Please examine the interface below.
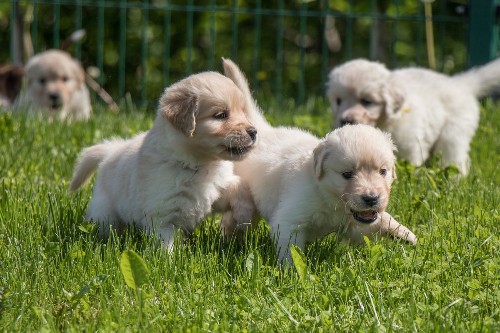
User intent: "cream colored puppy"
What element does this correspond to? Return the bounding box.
[70,71,257,249]
[327,58,500,175]
[19,49,91,120]
[222,59,416,262]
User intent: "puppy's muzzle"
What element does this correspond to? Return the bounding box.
[351,210,379,224]
[350,193,383,224]
[224,126,257,157]
[362,194,379,207]
[340,117,357,126]
[49,92,62,109]
[246,126,257,143]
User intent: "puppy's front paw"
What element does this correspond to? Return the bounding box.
[220,211,237,237]
[381,212,417,245]
[220,211,253,243]
[232,201,256,225]
[389,227,417,245]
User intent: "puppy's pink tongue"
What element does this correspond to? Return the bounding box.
[359,211,377,219]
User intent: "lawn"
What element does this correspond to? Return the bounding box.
[0,98,498,332]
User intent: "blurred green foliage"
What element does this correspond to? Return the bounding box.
[0,0,468,106]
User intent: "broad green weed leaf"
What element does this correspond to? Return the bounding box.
[70,249,85,259]
[71,274,109,305]
[290,245,308,283]
[245,252,260,275]
[120,250,150,290]
[245,252,256,274]
[245,252,261,286]
[363,236,371,247]
[78,223,95,233]
[369,244,386,262]
[425,172,437,190]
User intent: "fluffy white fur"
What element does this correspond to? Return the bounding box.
[327,58,500,175]
[222,59,416,262]
[70,71,257,249]
[17,49,91,121]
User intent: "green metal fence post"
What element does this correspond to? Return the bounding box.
[186,0,194,75]
[119,0,127,101]
[97,0,104,86]
[468,0,500,66]
[298,2,307,104]
[252,0,262,93]
[231,0,238,61]
[32,0,39,54]
[345,0,353,60]
[163,1,171,88]
[275,0,284,102]
[75,0,82,59]
[10,1,18,63]
[140,0,149,104]
[53,1,60,49]
[208,0,216,70]
[320,0,329,95]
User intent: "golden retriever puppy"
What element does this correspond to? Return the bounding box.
[19,49,91,120]
[0,64,24,107]
[222,59,416,262]
[327,58,500,175]
[69,71,257,249]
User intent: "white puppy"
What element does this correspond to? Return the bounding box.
[18,49,91,121]
[70,71,257,249]
[222,59,416,262]
[327,58,500,175]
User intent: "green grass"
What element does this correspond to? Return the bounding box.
[1,99,499,332]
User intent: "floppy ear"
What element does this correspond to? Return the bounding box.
[222,58,256,108]
[222,58,252,98]
[383,131,398,180]
[222,57,268,127]
[160,89,199,137]
[72,60,86,86]
[313,140,329,180]
[24,56,40,86]
[392,164,397,180]
[382,84,404,117]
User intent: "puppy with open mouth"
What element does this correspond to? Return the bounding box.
[70,70,257,249]
[222,59,416,262]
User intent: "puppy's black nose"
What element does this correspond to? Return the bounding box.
[49,93,62,108]
[340,118,356,127]
[247,127,257,142]
[49,93,60,102]
[362,194,379,207]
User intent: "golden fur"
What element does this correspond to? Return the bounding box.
[18,49,91,120]
[70,71,257,249]
[222,59,416,262]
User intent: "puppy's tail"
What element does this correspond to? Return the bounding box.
[69,141,119,191]
[452,57,500,98]
[222,58,270,129]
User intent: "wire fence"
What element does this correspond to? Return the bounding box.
[0,1,493,107]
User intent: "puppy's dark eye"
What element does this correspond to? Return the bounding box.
[39,78,46,85]
[360,98,373,107]
[62,76,69,82]
[342,171,354,179]
[336,98,341,106]
[380,168,387,176]
[213,112,228,120]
